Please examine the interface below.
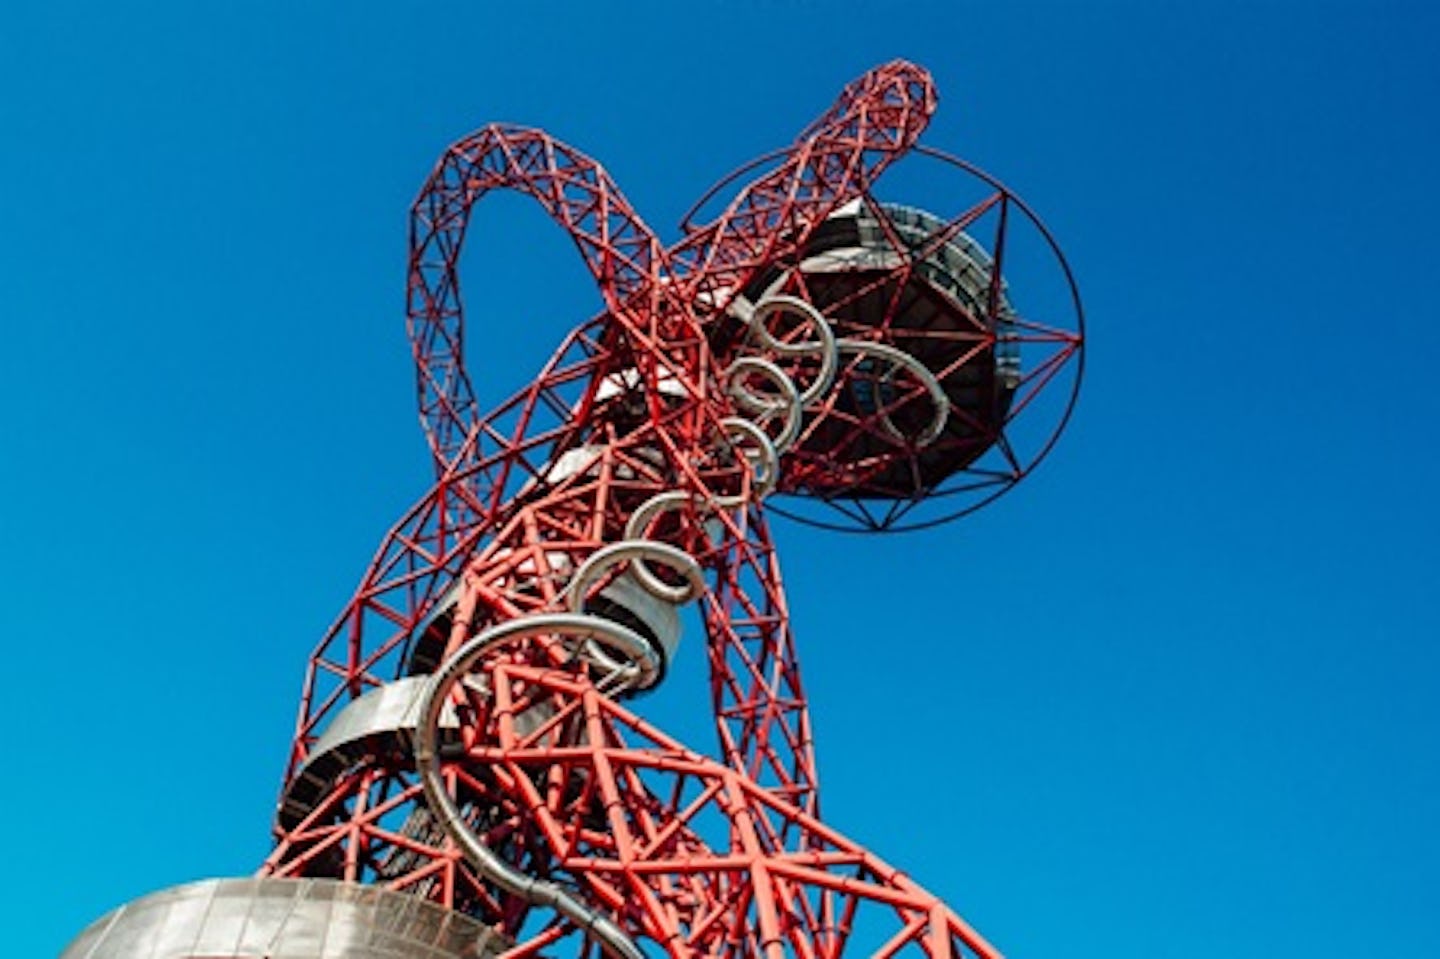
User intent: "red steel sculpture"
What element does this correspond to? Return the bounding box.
[63,61,1083,959]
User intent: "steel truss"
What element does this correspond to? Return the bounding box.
[267,60,1081,958]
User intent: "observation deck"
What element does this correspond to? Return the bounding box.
[745,199,1017,500]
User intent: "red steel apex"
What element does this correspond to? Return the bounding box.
[64,60,1084,958]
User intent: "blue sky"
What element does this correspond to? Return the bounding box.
[3,1,1437,955]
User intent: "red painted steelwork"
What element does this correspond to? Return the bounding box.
[266,60,1081,957]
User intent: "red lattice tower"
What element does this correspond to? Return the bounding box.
[62,62,1083,959]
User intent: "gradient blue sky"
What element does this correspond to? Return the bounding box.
[3,2,1437,956]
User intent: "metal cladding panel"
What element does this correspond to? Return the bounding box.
[62,877,507,958]
[307,675,439,761]
[278,676,458,830]
[280,674,563,832]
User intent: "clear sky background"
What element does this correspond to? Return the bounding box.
[3,1,1437,956]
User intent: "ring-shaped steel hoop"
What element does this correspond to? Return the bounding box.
[624,492,701,606]
[724,356,803,453]
[625,489,739,543]
[413,613,651,959]
[748,295,839,404]
[627,483,747,538]
[836,338,951,448]
[625,490,698,542]
[718,416,779,499]
[564,540,704,686]
[565,540,705,611]
[625,490,763,612]
[911,145,1086,494]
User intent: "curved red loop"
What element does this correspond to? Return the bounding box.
[670,59,937,312]
[409,62,938,475]
[406,124,666,474]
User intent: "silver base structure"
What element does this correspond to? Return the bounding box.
[62,877,508,959]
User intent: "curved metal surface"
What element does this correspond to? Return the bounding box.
[738,293,839,404]
[725,355,803,450]
[278,676,458,830]
[414,613,655,959]
[588,572,684,672]
[834,336,952,446]
[62,877,507,959]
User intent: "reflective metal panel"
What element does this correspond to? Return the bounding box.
[279,676,455,829]
[61,877,507,958]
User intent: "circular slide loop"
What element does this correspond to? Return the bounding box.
[565,539,705,611]
[724,356,803,453]
[719,416,779,499]
[836,338,951,447]
[564,539,704,685]
[624,490,700,541]
[748,294,839,405]
[414,614,652,959]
